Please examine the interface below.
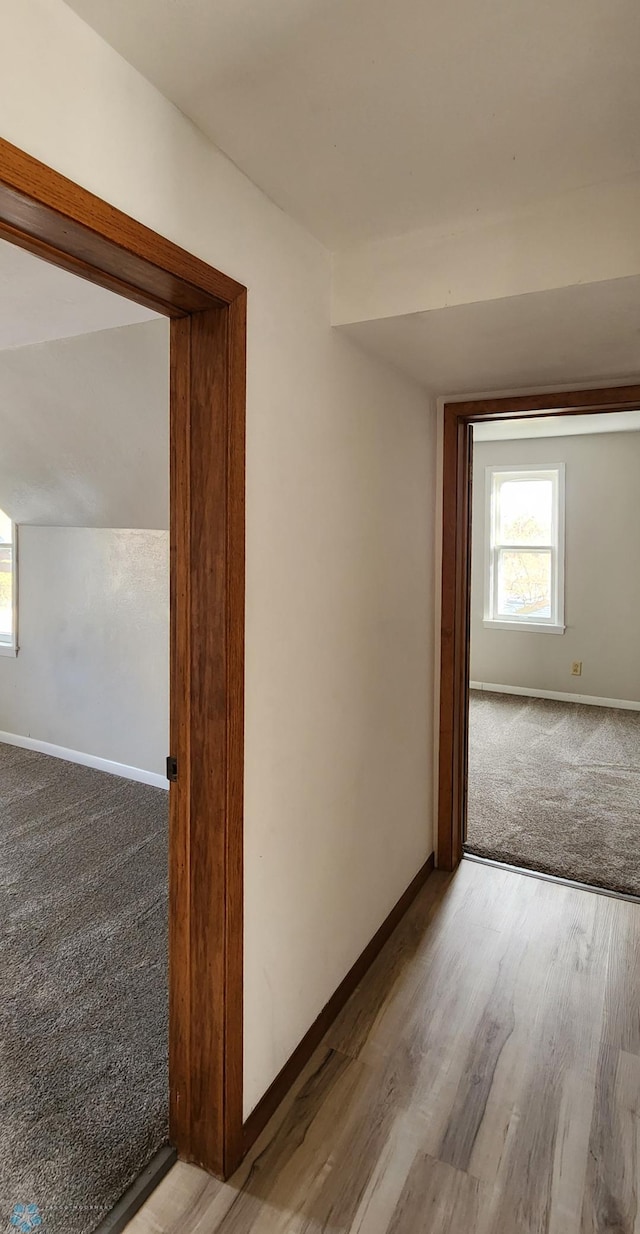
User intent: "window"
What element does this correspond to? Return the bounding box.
[484,465,565,634]
[0,508,17,655]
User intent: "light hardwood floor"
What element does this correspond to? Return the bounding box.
[126,859,640,1234]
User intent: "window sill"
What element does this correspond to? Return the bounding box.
[0,642,18,657]
[483,619,565,635]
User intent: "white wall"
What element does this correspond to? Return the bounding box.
[471,432,640,704]
[0,0,436,1114]
[0,319,170,781]
[1,527,169,773]
[0,319,169,529]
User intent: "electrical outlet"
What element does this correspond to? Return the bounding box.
[571,661,582,676]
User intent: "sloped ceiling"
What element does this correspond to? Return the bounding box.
[0,318,169,529]
[64,0,640,247]
[0,239,158,347]
[0,239,168,530]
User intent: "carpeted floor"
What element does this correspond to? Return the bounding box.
[0,741,168,1233]
[467,691,640,896]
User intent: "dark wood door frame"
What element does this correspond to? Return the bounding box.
[438,384,640,871]
[0,138,246,1177]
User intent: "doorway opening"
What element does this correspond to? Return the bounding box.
[0,135,247,1223]
[0,239,171,1227]
[438,385,640,897]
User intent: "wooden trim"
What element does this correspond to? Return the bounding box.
[172,304,246,1176]
[224,290,247,1170]
[438,384,640,871]
[0,137,246,1179]
[168,316,192,1158]
[0,138,244,314]
[447,385,640,419]
[438,411,472,869]
[242,853,435,1153]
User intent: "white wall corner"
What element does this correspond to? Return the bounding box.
[0,729,169,787]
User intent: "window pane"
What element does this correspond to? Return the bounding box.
[0,508,12,545]
[497,548,552,619]
[497,479,552,545]
[0,544,12,638]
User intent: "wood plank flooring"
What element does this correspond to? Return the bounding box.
[125,859,640,1234]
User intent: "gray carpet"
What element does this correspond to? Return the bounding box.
[467,691,640,896]
[0,742,168,1233]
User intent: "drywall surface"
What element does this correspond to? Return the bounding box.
[0,527,169,772]
[0,236,158,350]
[471,432,640,703]
[0,319,169,529]
[338,276,640,396]
[332,176,640,326]
[0,0,435,1114]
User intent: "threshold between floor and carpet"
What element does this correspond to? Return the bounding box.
[464,853,640,905]
[466,690,640,898]
[93,1148,176,1234]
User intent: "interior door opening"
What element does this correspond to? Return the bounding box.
[0,136,247,1230]
[0,239,171,1229]
[438,387,640,899]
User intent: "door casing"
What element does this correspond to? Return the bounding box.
[438,384,640,870]
[0,137,247,1177]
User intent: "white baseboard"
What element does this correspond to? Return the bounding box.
[0,729,168,789]
[469,681,640,712]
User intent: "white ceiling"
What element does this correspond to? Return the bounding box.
[0,239,158,350]
[0,319,169,529]
[63,0,640,248]
[340,275,640,395]
[474,409,640,441]
[0,238,167,530]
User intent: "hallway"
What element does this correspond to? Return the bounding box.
[126,859,638,1233]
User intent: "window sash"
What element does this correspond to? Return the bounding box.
[0,524,17,651]
[491,545,555,623]
[484,465,564,630]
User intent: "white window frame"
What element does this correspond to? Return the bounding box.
[483,464,565,635]
[0,517,18,657]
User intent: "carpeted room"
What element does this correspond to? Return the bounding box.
[0,239,170,1231]
[0,745,168,1229]
[466,411,640,896]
